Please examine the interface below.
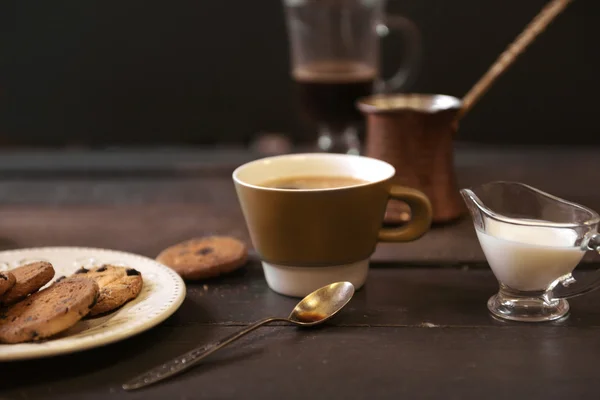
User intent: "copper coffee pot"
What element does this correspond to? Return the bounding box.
[357,0,573,224]
[357,94,463,223]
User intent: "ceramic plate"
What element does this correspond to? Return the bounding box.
[0,247,186,361]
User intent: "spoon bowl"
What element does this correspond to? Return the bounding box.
[289,281,355,326]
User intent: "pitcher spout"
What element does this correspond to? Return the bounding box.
[460,188,486,230]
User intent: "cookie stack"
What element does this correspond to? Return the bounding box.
[0,262,143,344]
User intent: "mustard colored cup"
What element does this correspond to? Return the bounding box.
[233,153,432,297]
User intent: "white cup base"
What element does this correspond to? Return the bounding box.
[261,259,369,297]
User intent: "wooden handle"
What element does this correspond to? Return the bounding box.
[457,0,574,121]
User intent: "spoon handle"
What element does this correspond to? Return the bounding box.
[122,317,287,391]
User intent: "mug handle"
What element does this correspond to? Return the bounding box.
[374,14,422,93]
[378,185,432,242]
[551,234,600,299]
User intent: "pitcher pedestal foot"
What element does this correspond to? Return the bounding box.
[487,289,569,322]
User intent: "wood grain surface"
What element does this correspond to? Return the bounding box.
[0,146,599,399]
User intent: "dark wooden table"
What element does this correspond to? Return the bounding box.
[0,145,599,400]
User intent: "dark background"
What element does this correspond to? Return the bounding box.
[1,0,598,148]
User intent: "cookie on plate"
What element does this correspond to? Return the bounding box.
[74,265,143,316]
[0,262,55,306]
[0,271,16,298]
[156,236,248,280]
[0,276,99,344]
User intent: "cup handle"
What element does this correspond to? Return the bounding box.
[551,233,600,299]
[378,185,432,242]
[374,14,422,93]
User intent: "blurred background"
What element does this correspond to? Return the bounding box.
[1,0,598,149]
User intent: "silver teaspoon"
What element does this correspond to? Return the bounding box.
[122,281,355,391]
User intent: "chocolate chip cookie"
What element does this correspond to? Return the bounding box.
[0,262,55,306]
[156,236,248,280]
[0,276,99,344]
[0,271,15,298]
[75,265,143,316]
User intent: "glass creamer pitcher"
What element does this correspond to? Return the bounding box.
[461,181,600,322]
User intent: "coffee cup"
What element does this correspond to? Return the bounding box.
[233,153,432,297]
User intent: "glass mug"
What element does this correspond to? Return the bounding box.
[461,181,600,322]
[282,0,421,154]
